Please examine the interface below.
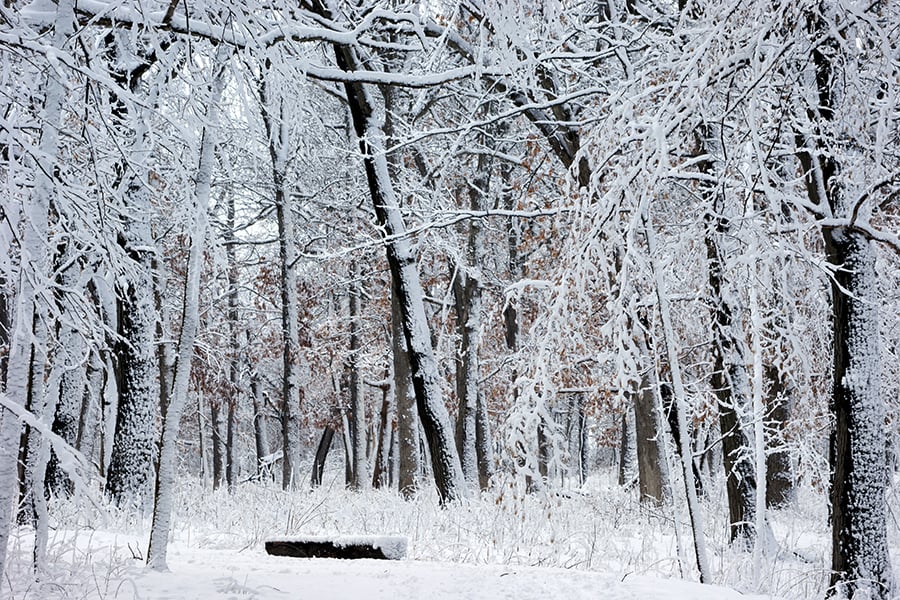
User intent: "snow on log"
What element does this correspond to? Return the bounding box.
[265,536,408,560]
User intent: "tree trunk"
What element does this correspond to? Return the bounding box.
[824,229,891,597]
[0,0,73,577]
[453,149,494,490]
[76,347,103,465]
[618,410,637,487]
[104,32,166,510]
[326,34,464,503]
[147,53,227,570]
[311,427,335,487]
[46,241,87,498]
[225,192,240,490]
[392,279,419,497]
[452,269,478,486]
[372,383,393,489]
[660,383,703,497]
[633,370,665,503]
[340,407,353,486]
[258,71,303,491]
[250,375,269,478]
[696,121,758,547]
[347,262,368,491]
[645,210,711,583]
[211,399,226,490]
[795,18,892,590]
[763,364,793,508]
[197,393,208,483]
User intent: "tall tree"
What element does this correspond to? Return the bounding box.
[148,48,229,570]
[0,0,75,575]
[309,0,466,502]
[795,2,893,596]
[257,65,303,490]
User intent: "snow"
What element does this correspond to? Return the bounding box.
[5,530,775,600]
[130,552,768,600]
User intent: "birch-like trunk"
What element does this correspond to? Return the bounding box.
[147,54,227,570]
[644,210,711,584]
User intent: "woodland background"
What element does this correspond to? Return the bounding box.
[0,0,898,598]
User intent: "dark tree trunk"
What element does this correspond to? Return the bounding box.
[372,382,393,489]
[633,372,665,503]
[823,230,891,597]
[565,393,588,486]
[697,124,757,547]
[46,241,86,498]
[340,406,353,486]
[617,411,636,487]
[225,192,240,490]
[0,277,8,388]
[453,148,494,490]
[104,37,162,510]
[311,427,335,487]
[258,72,303,490]
[660,383,703,497]
[324,30,463,502]
[106,268,158,508]
[764,364,794,509]
[795,13,892,593]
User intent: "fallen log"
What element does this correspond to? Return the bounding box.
[265,536,407,560]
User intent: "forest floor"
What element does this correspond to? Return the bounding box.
[4,469,899,599]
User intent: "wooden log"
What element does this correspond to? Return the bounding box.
[265,536,407,560]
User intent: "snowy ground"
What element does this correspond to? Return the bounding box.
[4,470,899,599]
[7,534,775,600]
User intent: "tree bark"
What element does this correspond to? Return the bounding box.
[311,426,335,487]
[617,410,637,487]
[0,0,73,577]
[697,124,758,547]
[763,364,793,508]
[210,399,226,490]
[372,381,393,489]
[347,262,368,491]
[105,38,162,509]
[392,279,419,497]
[225,192,240,490]
[633,369,665,504]
[46,240,87,498]
[324,30,464,503]
[258,70,302,490]
[250,375,270,478]
[147,52,227,570]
